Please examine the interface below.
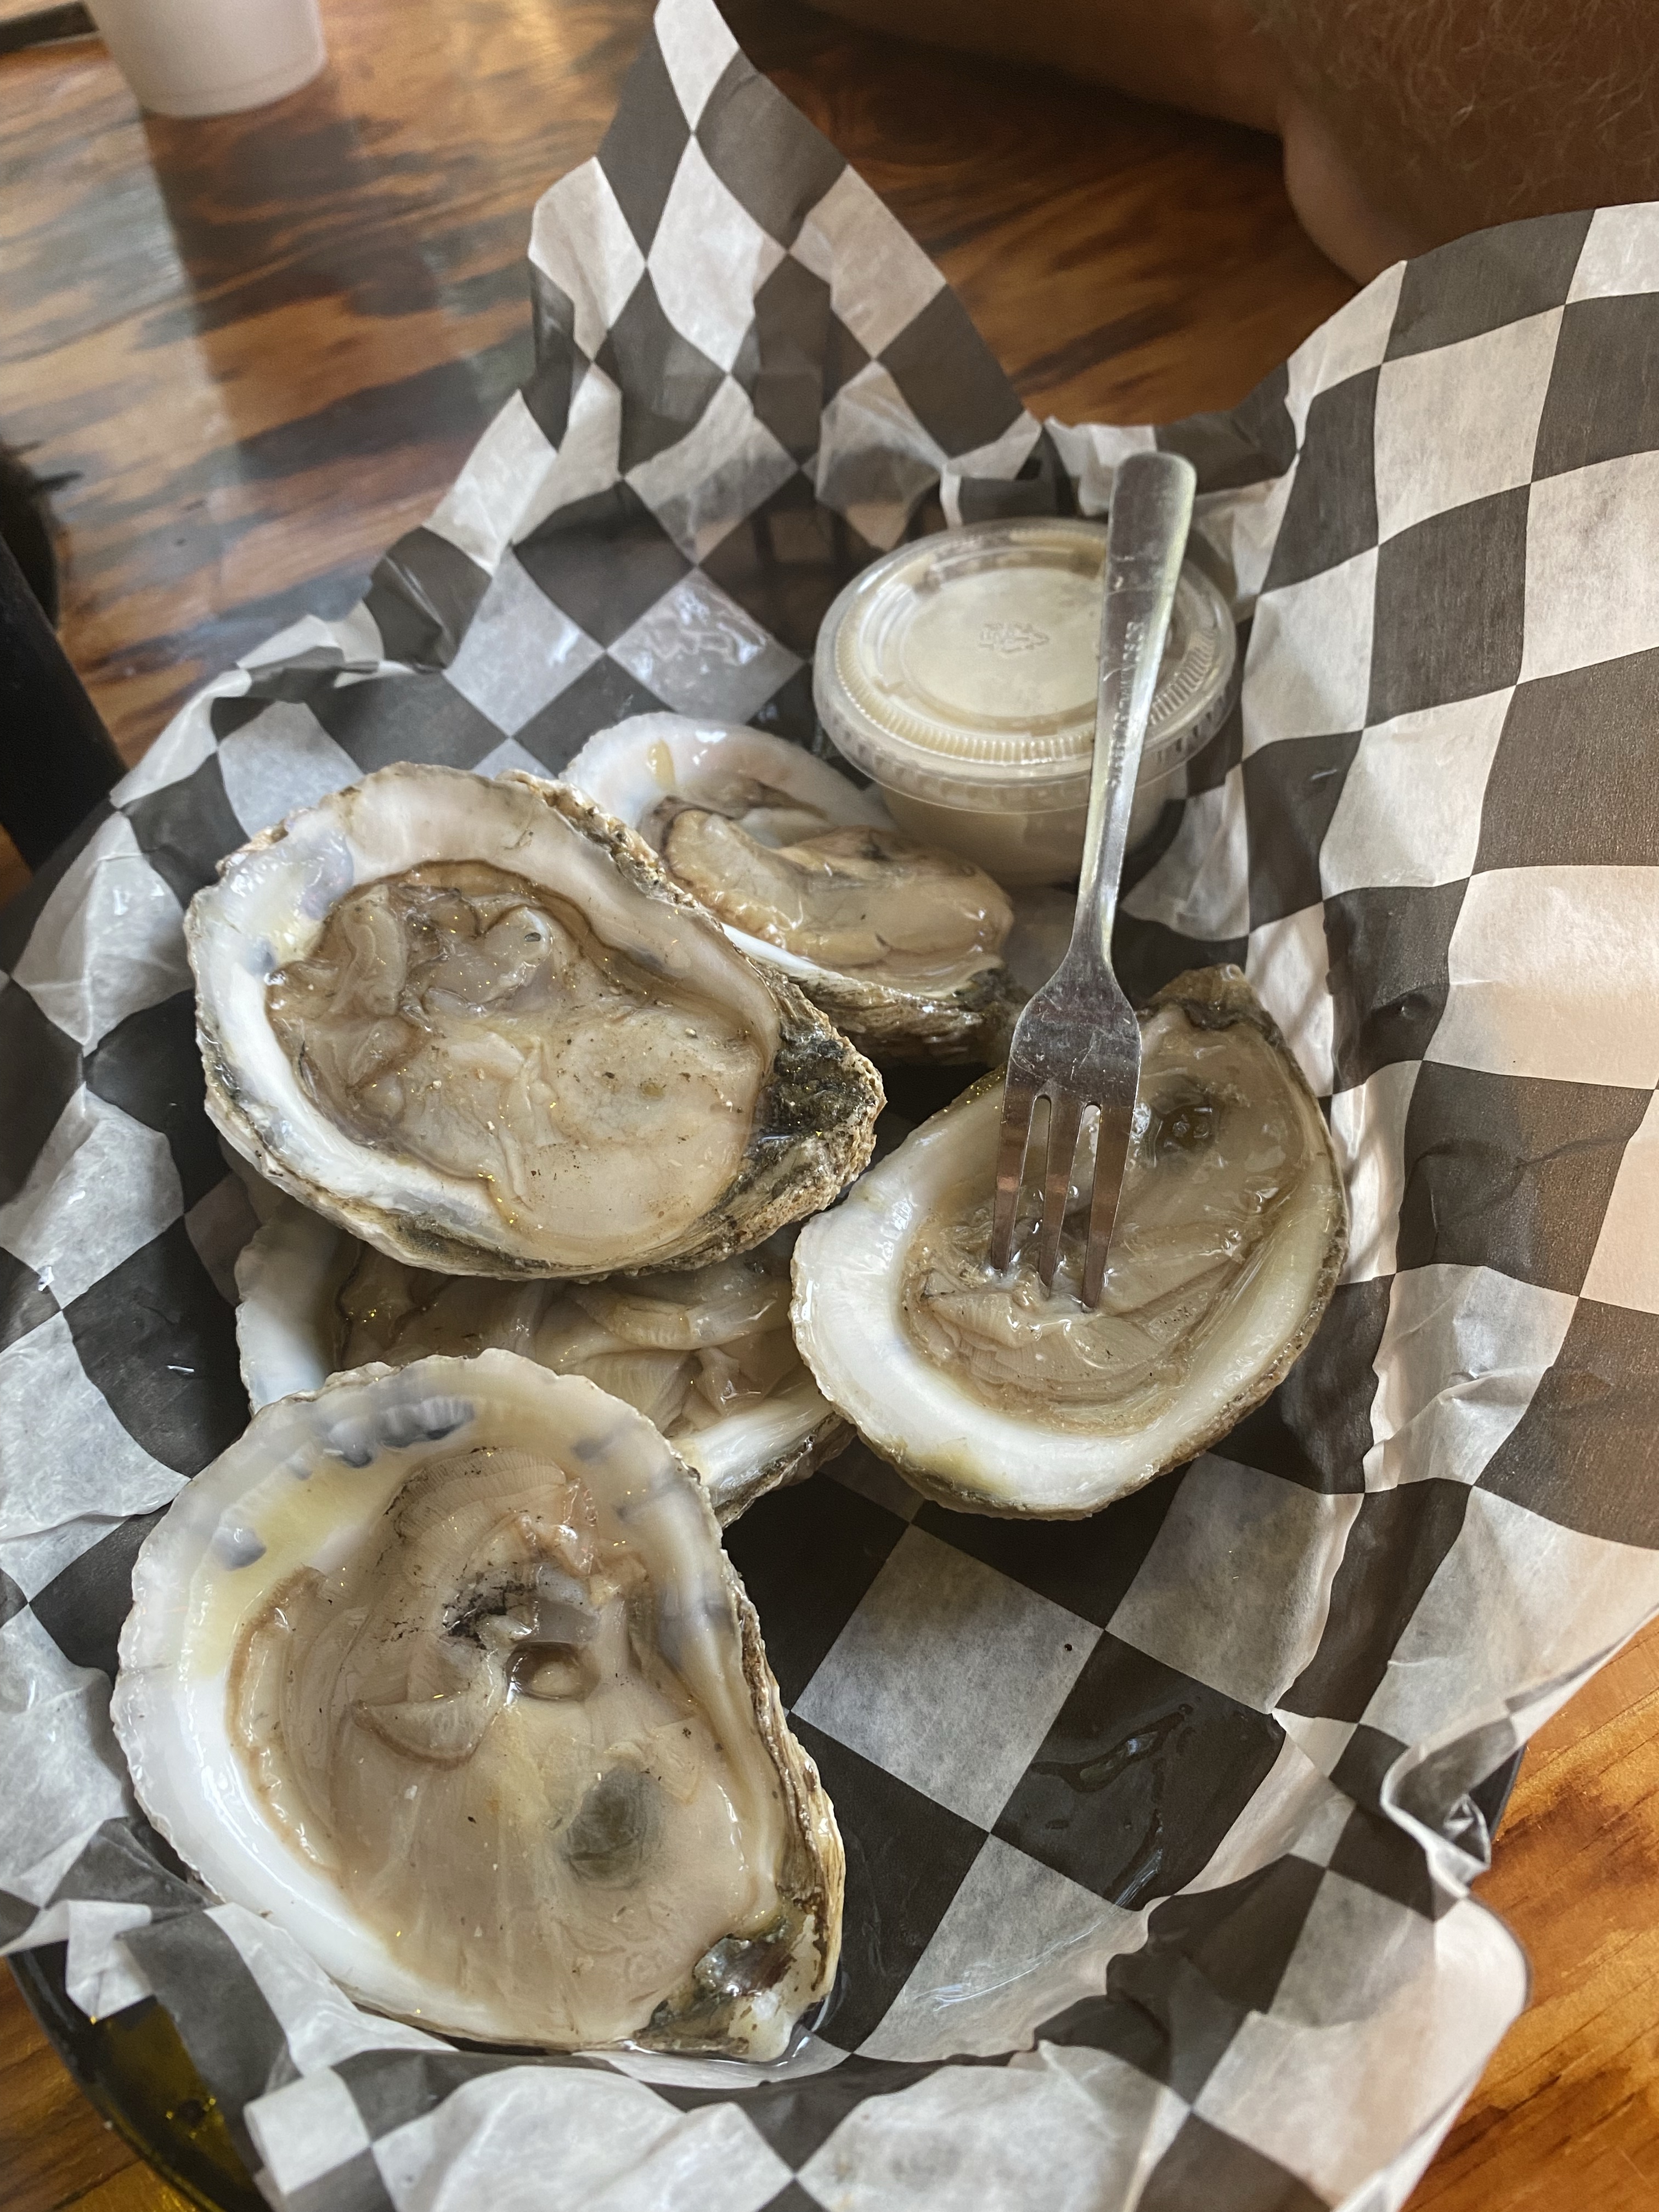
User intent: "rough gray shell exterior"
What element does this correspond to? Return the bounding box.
[806,957,1026,1068]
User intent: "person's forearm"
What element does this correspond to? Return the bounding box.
[804,0,1282,133]
[1255,0,1659,246]
[808,0,1659,284]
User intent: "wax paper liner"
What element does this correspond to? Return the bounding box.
[7,2,1659,2205]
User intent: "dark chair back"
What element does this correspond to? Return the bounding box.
[0,526,124,871]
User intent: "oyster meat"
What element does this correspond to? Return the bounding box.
[188,764,882,1277]
[792,968,1347,1515]
[238,1198,848,1523]
[565,715,1025,1062]
[112,1352,843,2055]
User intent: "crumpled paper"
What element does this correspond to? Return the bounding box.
[6,2,1659,2206]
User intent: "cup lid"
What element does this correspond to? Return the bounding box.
[814,518,1235,804]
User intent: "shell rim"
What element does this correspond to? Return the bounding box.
[232,1197,851,1523]
[561,715,1025,1062]
[789,966,1350,1519]
[110,1350,843,2054]
[187,765,884,1279]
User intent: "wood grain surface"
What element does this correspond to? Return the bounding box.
[1,3,1652,2209]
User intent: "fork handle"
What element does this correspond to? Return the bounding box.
[1072,449,1198,964]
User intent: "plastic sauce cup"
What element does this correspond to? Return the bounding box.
[813,518,1236,885]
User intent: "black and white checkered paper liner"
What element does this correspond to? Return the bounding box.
[7,3,1659,2205]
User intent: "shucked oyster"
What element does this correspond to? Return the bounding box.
[565,715,1024,1062]
[792,968,1346,1516]
[237,1199,848,1523]
[188,765,882,1278]
[112,1353,843,2055]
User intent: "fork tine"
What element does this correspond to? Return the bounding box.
[1081,1103,1134,1308]
[1036,1091,1083,1287]
[991,1076,1037,1273]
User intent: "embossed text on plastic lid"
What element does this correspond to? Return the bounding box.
[814,518,1236,809]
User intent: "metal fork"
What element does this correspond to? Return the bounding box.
[990,448,1198,1306]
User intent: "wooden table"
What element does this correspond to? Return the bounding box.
[2,3,1656,2207]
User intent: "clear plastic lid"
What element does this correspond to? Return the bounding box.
[813,518,1237,809]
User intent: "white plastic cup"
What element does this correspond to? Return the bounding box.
[86,0,326,118]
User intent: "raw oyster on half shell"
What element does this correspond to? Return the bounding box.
[188,764,883,1279]
[565,715,1025,1062]
[792,968,1347,1516]
[237,1199,848,1523]
[112,1352,843,2056]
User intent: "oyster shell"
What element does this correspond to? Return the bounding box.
[565,715,1025,1063]
[237,1198,848,1523]
[112,1351,843,2056]
[792,968,1347,1516]
[188,764,882,1278]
